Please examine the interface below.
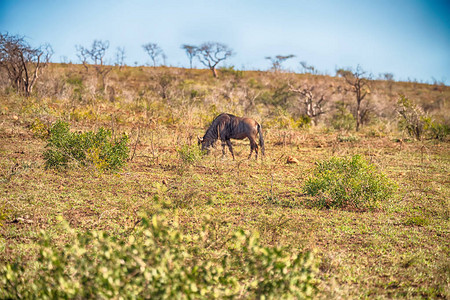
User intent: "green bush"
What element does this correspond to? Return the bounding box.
[303,155,396,210]
[427,121,449,141]
[295,115,312,129]
[43,120,129,171]
[0,215,317,299]
[178,144,204,164]
[219,66,243,79]
[330,102,355,131]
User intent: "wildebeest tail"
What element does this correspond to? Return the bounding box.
[257,123,265,156]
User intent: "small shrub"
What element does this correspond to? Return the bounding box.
[427,121,449,141]
[295,115,312,129]
[397,96,449,141]
[178,144,204,164]
[303,155,396,210]
[30,118,49,139]
[330,102,355,131]
[0,215,317,299]
[219,66,243,79]
[265,107,302,129]
[397,95,428,140]
[43,120,129,171]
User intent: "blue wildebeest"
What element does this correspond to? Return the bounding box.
[198,113,265,160]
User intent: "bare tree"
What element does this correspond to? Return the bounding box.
[75,40,112,92]
[75,45,89,70]
[181,44,197,69]
[142,43,164,67]
[0,32,53,97]
[195,42,234,77]
[336,65,371,131]
[265,55,295,72]
[382,72,394,81]
[115,46,126,69]
[76,40,110,68]
[288,82,329,125]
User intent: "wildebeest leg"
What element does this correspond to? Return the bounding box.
[226,140,235,160]
[248,138,258,159]
[221,141,226,158]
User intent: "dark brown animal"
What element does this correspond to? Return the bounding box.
[198,113,265,160]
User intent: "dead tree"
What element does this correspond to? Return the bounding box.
[142,43,164,67]
[75,40,112,92]
[288,82,329,125]
[336,65,371,131]
[243,87,261,114]
[0,32,53,97]
[115,46,126,69]
[195,42,234,78]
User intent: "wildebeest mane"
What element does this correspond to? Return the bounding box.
[202,113,238,141]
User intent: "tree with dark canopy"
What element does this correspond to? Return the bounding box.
[265,55,295,72]
[181,44,197,69]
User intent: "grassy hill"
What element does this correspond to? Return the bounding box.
[0,64,449,298]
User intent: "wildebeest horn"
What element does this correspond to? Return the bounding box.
[197,136,203,142]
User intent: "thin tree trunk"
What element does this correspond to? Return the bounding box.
[356,100,361,131]
[211,67,218,78]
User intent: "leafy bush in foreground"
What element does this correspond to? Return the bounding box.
[303,155,396,210]
[43,120,128,171]
[0,216,317,299]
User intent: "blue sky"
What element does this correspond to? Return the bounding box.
[1,0,449,83]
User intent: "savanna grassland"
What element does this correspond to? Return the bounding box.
[0,64,449,298]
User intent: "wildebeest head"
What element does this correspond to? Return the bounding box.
[197,136,214,152]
